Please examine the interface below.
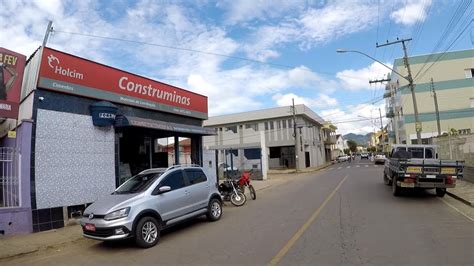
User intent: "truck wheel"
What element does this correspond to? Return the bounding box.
[392,178,401,196]
[436,188,446,197]
[383,173,392,186]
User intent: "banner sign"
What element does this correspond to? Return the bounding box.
[37,47,208,119]
[0,48,26,119]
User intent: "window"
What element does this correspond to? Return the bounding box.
[277,121,281,129]
[288,119,293,128]
[225,125,237,133]
[244,148,261,160]
[245,123,258,131]
[160,170,186,190]
[226,149,238,156]
[425,148,434,159]
[282,120,287,128]
[185,169,207,185]
[407,147,424,159]
[264,122,269,131]
[270,121,274,130]
[465,68,474,78]
[116,172,162,194]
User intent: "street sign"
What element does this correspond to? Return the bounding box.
[7,130,16,138]
[415,122,422,132]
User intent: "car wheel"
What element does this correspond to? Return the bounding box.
[436,188,446,197]
[206,198,222,222]
[135,216,161,248]
[392,176,401,196]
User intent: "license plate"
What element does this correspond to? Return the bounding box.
[85,223,96,232]
[401,182,415,188]
[441,168,456,174]
[406,166,422,173]
[426,175,436,179]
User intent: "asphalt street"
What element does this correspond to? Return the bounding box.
[4,160,474,266]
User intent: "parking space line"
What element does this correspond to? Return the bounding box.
[268,175,349,266]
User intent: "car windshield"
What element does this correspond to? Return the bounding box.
[113,172,163,194]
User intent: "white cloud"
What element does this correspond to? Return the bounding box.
[219,0,307,25]
[391,0,432,26]
[336,62,392,91]
[272,93,338,109]
[321,103,387,135]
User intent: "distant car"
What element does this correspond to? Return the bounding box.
[361,153,369,159]
[374,154,386,164]
[337,155,349,162]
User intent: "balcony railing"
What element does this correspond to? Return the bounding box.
[324,135,337,144]
[386,106,395,118]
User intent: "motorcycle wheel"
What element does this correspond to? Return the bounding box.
[249,185,256,200]
[230,192,246,207]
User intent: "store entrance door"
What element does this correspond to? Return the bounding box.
[116,127,195,185]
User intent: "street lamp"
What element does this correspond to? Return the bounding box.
[336,49,409,82]
[337,48,422,144]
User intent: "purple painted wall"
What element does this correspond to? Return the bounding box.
[0,120,33,236]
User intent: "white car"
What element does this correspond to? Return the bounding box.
[337,155,350,162]
[374,154,386,164]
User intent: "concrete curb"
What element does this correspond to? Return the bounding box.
[446,191,474,207]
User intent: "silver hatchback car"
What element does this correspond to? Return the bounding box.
[80,165,222,248]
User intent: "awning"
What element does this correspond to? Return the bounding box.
[115,115,216,135]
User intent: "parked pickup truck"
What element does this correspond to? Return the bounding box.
[383,144,463,197]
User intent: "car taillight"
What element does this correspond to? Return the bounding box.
[446,176,456,185]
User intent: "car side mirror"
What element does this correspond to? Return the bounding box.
[153,186,171,195]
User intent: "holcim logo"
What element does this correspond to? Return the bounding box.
[47,54,84,80]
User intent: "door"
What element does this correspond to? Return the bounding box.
[184,169,210,211]
[305,152,310,168]
[154,170,189,221]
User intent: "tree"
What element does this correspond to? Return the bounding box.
[343,148,350,155]
[367,146,376,152]
[347,140,358,153]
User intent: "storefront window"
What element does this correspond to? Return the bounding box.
[156,137,175,167]
[178,137,192,165]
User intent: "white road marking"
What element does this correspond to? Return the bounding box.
[347,166,352,169]
[337,167,342,169]
[374,165,378,168]
[356,165,360,168]
[365,165,368,167]
[439,198,474,222]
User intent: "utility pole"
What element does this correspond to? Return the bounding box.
[377,38,422,144]
[42,21,53,47]
[431,78,441,136]
[379,108,384,152]
[291,99,299,172]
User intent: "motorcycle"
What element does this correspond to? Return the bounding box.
[236,171,256,200]
[218,177,246,206]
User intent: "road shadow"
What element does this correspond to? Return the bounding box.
[88,217,210,251]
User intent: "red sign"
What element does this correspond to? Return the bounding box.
[37,47,208,119]
[0,48,26,119]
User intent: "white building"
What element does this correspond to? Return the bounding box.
[203,105,330,179]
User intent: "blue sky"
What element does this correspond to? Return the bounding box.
[0,0,472,134]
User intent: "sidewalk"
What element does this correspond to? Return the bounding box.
[447,179,474,207]
[0,173,301,260]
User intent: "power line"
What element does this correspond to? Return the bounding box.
[52,29,370,81]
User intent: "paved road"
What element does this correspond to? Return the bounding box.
[4,160,474,265]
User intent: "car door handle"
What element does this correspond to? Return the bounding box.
[184,190,190,195]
